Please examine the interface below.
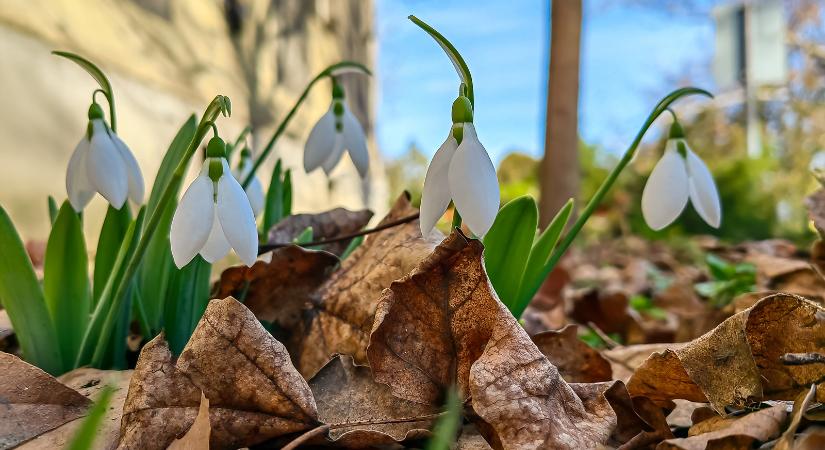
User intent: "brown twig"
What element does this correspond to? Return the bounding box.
[780,352,825,365]
[281,424,330,450]
[587,321,621,350]
[328,411,445,429]
[257,212,420,255]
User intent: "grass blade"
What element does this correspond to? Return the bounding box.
[65,385,115,450]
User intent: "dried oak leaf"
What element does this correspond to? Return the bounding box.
[627,293,825,412]
[118,297,318,450]
[658,404,788,450]
[292,193,441,378]
[18,368,132,450]
[167,392,210,450]
[267,207,373,256]
[367,230,657,449]
[309,355,436,446]
[213,245,338,330]
[531,325,612,383]
[0,352,91,449]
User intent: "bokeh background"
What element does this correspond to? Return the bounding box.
[1,0,823,247]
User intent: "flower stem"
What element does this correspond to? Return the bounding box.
[543,87,713,273]
[75,96,231,368]
[241,61,370,189]
[53,51,117,132]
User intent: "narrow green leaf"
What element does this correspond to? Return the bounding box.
[43,201,91,372]
[65,385,115,450]
[482,196,538,309]
[340,235,364,260]
[164,256,212,355]
[512,199,574,317]
[52,51,117,131]
[408,15,474,103]
[425,387,462,450]
[262,159,284,235]
[139,116,197,332]
[282,169,292,217]
[47,196,59,226]
[93,205,132,304]
[294,226,314,244]
[0,205,62,374]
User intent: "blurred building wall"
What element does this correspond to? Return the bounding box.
[0,0,386,242]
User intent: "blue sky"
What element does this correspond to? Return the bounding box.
[375,0,715,163]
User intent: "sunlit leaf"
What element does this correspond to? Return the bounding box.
[0,204,62,374]
[164,255,212,355]
[262,159,284,236]
[47,196,59,226]
[483,196,538,309]
[93,205,132,304]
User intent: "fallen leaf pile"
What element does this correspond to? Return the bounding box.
[3,194,825,449]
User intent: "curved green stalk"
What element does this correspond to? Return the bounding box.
[542,87,713,274]
[75,95,231,367]
[409,15,474,105]
[241,61,371,189]
[53,51,117,132]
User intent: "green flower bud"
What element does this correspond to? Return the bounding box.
[668,121,685,140]
[332,82,344,100]
[88,103,105,120]
[206,136,226,158]
[451,96,473,124]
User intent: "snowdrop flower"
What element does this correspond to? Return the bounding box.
[303,82,369,177]
[420,95,499,237]
[641,122,721,230]
[170,136,258,268]
[233,147,264,217]
[66,103,144,211]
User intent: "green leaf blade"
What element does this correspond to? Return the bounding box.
[0,204,62,374]
[43,201,91,371]
[164,256,212,355]
[93,205,132,304]
[482,196,538,310]
[262,159,284,236]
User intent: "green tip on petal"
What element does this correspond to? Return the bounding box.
[206,136,226,158]
[208,158,224,183]
[451,96,473,124]
[333,101,344,117]
[240,147,251,159]
[88,103,104,120]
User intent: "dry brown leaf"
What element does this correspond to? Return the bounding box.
[0,352,91,449]
[456,424,494,450]
[309,355,436,446]
[213,245,338,331]
[167,392,210,450]
[627,293,825,412]
[775,384,818,450]
[794,426,825,450]
[118,297,318,450]
[18,368,132,450]
[532,325,612,383]
[603,343,686,383]
[687,415,737,437]
[657,404,788,450]
[292,193,441,378]
[267,207,373,256]
[367,230,655,449]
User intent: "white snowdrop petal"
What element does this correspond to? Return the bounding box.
[66,137,95,211]
[322,133,345,175]
[111,132,145,205]
[641,142,690,231]
[199,208,231,263]
[217,166,258,267]
[419,133,458,236]
[170,173,215,268]
[343,106,369,177]
[87,120,128,208]
[686,148,722,228]
[246,176,265,217]
[304,108,337,173]
[448,124,500,237]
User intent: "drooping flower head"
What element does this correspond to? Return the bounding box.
[66,102,144,211]
[170,136,258,268]
[233,147,264,217]
[641,121,721,230]
[420,93,500,237]
[303,81,369,177]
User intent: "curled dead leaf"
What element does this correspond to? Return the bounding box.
[531,325,612,383]
[167,392,210,450]
[267,207,373,256]
[658,404,788,450]
[627,293,825,412]
[118,297,318,450]
[214,245,338,331]
[367,230,659,449]
[292,193,442,378]
[0,352,91,449]
[309,355,436,446]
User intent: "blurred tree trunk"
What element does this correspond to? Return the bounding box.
[539,0,582,226]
